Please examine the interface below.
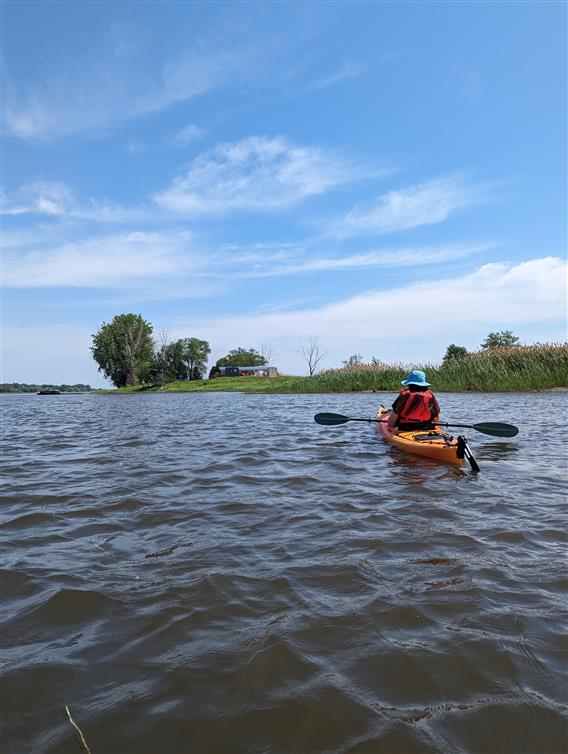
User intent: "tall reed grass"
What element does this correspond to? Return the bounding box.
[277,343,568,393]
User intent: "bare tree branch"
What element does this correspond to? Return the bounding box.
[154,328,171,386]
[154,328,171,351]
[260,342,277,365]
[299,337,326,376]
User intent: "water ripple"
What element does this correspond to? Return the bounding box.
[1,391,567,753]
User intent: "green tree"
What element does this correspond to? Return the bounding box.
[180,338,211,380]
[481,330,520,349]
[165,339,186,380]
[150,346,169,386]
[443,344,468,363]
[91,314,154,387]
[148,344,180,385]
[216,347,267,368]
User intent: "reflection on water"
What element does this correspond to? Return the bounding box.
[477,441,521,461]
[1,391,567,754]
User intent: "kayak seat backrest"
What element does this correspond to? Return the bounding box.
[412,433,451,442]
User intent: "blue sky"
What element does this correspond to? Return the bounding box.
[2,0,566,385]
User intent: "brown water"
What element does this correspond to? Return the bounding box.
[1,392,567,754]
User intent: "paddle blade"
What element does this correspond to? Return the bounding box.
[463,440,480,472]
[314,412,350,426]
[472,422,519,438]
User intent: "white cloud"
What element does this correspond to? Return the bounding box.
[1,225,74,251]
[2,14,303,142]
[334,176,489,236]
[176,257,567,371]
[3,230,201,288]
[1,181,141,223]
[172,123,204,146]
[126,140,147,154]
[227,242,495,278]
[2,220,495,291]
[1,182,73,216]
[296,51,401,96]
[2,34,234,141]
[301,61,368,93]
[154,135,365,214]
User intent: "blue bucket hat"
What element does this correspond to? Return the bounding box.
[401,369,430,387]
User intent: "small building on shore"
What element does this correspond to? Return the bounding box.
[209,365,278,379]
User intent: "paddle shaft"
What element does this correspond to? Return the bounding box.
[313,412,518,437]
[347,418,483,430]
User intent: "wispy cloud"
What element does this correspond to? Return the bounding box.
[334,176,490,237]
[224,242,495,278]
[171,123,204,147]
[296,51,401,96]
[1,225,75,251]
[301,61,368,93]
[3,203,495,294]
[154,135,370,214]
[2,20,273,142]
[3,230,201,288]
[1,181,141,223]
[126,140,147,155]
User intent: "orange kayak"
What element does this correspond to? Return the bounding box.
[376,405,464,465]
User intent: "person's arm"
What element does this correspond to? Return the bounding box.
[430,394,441,422]
[389,392,406,427]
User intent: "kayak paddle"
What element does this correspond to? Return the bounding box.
[456,436,480,472]
[313,412,519,438]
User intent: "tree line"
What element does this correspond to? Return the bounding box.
[0,383,93,393]
[441,330,521,363]
[91,314,272,388]
[91,315,524,388]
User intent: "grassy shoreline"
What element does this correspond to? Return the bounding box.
[105,344,568,394]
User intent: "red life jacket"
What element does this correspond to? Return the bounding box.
[395,389,438,423]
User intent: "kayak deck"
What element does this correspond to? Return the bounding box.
[377,406,463,465]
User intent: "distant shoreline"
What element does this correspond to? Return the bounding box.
[5,343,567,395]
[3,386,567,395]
[0,383,94,394]
[98,387,568,394]
[0,390,98,395]
[98,380,568,396]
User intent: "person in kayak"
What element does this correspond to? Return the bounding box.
[388,370,440,430]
